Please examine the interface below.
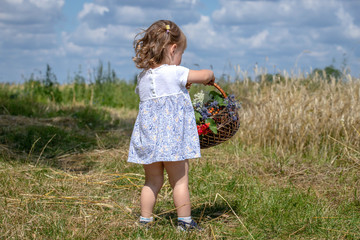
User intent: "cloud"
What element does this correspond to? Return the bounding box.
[0,0,64,24]
[81,0,201,27]
[94,0,199,9]
[78,3,109,19]
[249,30,269,49]
[5,0,24,4]
[28,0,64,10]
[213,0,340,27]
[336,6,360,39]
[63,23,135,49]
[183,15,226,50]
[210,0,358,62]
[62,0,203,74]
[0,0,359,83]
[0,0,65,81]
[0,0,63,50]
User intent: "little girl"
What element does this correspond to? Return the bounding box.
[127,20,214,231]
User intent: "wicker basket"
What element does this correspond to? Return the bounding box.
[198,83,240,149]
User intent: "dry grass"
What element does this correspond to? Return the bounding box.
[3,140,358,239]
[233,73,360,163]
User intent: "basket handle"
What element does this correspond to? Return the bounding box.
[212,83,227,98]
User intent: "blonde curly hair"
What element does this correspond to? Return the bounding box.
[133,20,187,69]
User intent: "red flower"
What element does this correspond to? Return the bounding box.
[197,123,211,135]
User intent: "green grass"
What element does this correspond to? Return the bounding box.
[1,124,95,157]
[1,150,359,239]
[1,75,360,239]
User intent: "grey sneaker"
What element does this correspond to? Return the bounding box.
[177,219,201,231]
[138,220,152,229]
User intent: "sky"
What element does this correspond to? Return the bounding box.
[1,0,360,84]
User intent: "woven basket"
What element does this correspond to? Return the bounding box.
[198,83,240,149]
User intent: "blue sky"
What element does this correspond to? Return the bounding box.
[1,0,360,84]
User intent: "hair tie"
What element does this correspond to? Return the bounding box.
[165,25,170,33]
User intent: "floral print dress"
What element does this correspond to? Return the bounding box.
[127,65,201,164]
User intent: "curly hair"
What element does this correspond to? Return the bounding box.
[133,20,187,69]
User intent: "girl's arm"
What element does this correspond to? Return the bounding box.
[187,69,215,85]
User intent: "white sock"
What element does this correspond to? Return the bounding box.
[178,216,192,223]
[140,216,153,222]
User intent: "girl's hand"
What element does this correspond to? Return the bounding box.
[205,76,215,86]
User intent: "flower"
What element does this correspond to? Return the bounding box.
[192,88,241,136]
[192,90,205,112]
[197,122,211,135]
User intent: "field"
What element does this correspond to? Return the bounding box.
[1,67,360,239]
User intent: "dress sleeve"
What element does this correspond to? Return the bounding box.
[176,66,190,88]
[135,85,139,95]
[135,71,144,95]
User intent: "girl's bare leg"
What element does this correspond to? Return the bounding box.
[164,160,191,217]
[141,162,164,218]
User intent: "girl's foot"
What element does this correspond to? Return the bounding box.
[138,216,153,228]
[177,219,201,231]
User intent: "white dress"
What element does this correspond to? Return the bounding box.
[127,64,201,164]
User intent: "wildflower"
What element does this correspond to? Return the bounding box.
[197,123,211,135]
[193,90,205,111]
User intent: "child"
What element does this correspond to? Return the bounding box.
[127,19,215,231]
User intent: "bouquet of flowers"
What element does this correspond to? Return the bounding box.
[192,83,241,148]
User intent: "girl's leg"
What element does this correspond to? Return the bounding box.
[141,162,164,218]
[163,160,191,217]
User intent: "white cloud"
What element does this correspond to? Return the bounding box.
[302,0,337,10]
[0,0,63,49]
[0,0,63,25]
[65,0,203,73]
[73,23,108,44]
[0,0,359,83]
[213,0,340,27]
[86,0,201,26]
[78,3,109,19]
[113,6,147,25]
[29,0,64,10]
[336,7,360,39]
[183,15,229,50]
[65,22,135,47]
[308,50,328,58]
[249,30,269,49]
[175,0,197,5]
[0,0,65,82]
[213,1,283,24]
[211,0,357,55]
[5,0,23,4]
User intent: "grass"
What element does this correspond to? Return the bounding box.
[1,70,360,239]
[1,147,359,239]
